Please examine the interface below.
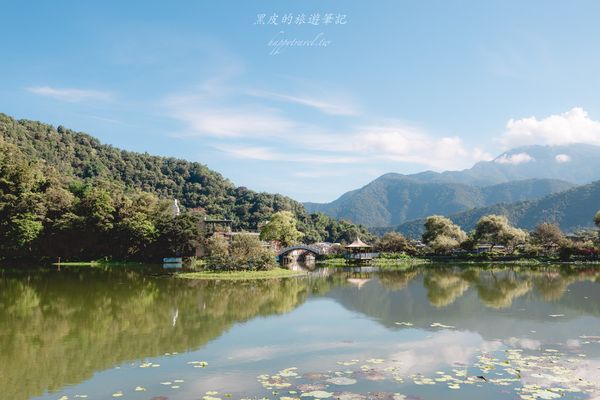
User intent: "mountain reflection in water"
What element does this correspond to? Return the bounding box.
[1,264,600,400]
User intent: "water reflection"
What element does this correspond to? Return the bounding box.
[423,270,470,307]
[0,267,340,400]
[1,264,600,399]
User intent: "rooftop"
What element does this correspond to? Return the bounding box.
[345,237,372,248]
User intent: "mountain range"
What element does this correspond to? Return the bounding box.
[393,179,600,238]
[305,175,576,228]
[407,144,600,186]
[306,144,600,229]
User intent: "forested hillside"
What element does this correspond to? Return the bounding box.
[0,113,297,229]
[392,180,600,238]
[0,114,370,260]
[305,173,575,227]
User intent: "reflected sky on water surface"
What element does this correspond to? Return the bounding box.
[2,264,600,399]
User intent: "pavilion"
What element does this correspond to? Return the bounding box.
[344,237,375,264]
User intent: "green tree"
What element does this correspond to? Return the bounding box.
[116,213,158,257]
[6,214,43,249]
[422,215,467,254]
[229,234,276,271]
[376,232,417,254]
[532,223,565,255]
[533,223,564,245]
[204,234,275,271]
[77,186,116,232]
[473,215,529,253]
[595,211,600,245]
[155,213,203,257]
[205,235,229,260]
[260,211,303,247]
[0,140,47,255]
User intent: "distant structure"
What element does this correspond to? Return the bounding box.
[200,218,233,236]
[345,237,376,264]
[195,218,234,257]
[171,199,181,216]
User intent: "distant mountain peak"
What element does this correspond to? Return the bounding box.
[305,143,600,228]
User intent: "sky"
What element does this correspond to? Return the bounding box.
[2,0,600,202]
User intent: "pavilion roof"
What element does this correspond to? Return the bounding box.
[345,237,372,248]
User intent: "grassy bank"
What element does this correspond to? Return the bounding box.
[51,260,144,267]
[176,268,306,280]
[420,255,600,265]
[315,255,600,271]
[318,256,427,269]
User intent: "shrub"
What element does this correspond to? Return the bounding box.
[204,234,276,271]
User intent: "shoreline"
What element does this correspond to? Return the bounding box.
[176,268,307,280]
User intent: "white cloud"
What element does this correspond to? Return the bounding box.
[169,104,294,138]
[165,74,359,140]
[27,86,113,102]
[293,170,349,178]
[555,154,571,163]
[166,75,491,171]
[505,337,541,350]
[500,107,600,148]
[215,145,360,164]
[386,330,500,377]
[298,123,493,170]
[494,152,534,165]
[248,90,360,116]
[356,128,491,169]
[163,78,299,138]
[213,121,494,170]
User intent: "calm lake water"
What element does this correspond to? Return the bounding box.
[2,264,600,400]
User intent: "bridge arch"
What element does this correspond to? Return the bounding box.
[277,245,324,264]
[277,245,324,258]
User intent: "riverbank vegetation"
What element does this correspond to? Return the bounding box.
[319,214,599,268]
[378,212,600,263]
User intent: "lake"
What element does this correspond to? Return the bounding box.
[2,264,600,400]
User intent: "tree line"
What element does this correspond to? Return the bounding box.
[0,113,371,245]
[375,213,600,260]
[0,130,370,262]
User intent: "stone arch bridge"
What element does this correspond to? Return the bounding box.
[277,245,324,265]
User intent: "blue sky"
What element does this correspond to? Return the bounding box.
[2,1,600,202]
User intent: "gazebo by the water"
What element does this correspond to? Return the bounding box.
[344,237,375,264]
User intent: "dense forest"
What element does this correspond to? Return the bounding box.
[0,113,370,261]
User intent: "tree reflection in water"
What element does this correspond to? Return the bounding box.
[0,267,339,400]
[2,264,600,400]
